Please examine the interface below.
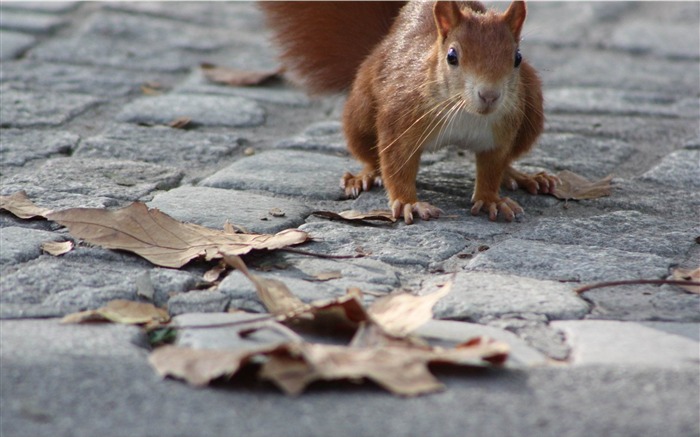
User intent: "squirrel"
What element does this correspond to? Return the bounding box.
[260,1,558,224]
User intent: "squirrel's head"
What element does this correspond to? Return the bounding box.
[433,1,526,116]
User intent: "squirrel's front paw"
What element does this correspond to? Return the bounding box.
[341,171,382,198]
[471,196,523,222]
[390,199,442,225]
[504,168,560,195]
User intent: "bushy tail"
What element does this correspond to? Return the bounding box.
[259,1,406,94]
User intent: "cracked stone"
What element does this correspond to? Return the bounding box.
[0,88,100,128]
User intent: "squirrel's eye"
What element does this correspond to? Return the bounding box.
[447,47,458,66]
[514,49,522,68]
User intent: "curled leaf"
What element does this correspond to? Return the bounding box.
[41,240,74,256]
[201,63,281,87]
[552,170,613,200]
[61,299,169,326]
[671,267,700,294]
[0,191,51,219]
[313,209,397,224]
[46,202,308,268]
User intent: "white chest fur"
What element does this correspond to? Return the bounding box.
[422,109,497,153]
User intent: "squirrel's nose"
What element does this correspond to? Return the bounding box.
[478,89,501,105]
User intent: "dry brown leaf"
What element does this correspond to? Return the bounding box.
[61,299,169,325]
[368,282,452,337]
[168,117,192,129]
[224,255,305,316]
[0,191,51,219]
[671,267,700,294]
[41,240,74,256]
[201,63,281,87]
[309,271,343,282]
[149,345,276,386]
[203,262,227,283]
[312,209,397,224]
[552,170,613,200]
[46,202,308,268]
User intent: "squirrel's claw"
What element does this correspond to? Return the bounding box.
[504,168,560,195]
[341,171,382,198]
[391,200,442,224]
[471,197,523,222]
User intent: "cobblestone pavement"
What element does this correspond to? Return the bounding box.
[1,2,699,437]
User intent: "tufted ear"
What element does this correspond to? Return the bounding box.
[434,1,462,40]
[503,0,527,41]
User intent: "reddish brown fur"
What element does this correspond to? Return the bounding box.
[262,1,549,222]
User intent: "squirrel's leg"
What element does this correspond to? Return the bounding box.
[471,149,524,222]
[379,139,442,225]
[502,166,560,195]
[341,90,382,198]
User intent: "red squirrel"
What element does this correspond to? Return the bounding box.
[261,1,558,224]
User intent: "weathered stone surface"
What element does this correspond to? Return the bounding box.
[29,11,235,72]
[467,239,672,283]
[298,221,467,268]
[0,2,79,13]
[172,312,290,350]
[425,272,589,322]
[0,129,78,167]
[0,247,150,318]
[117,95,265,128]
[607,20,700,60]
[0,10,67,34]
[639,149,700,191]
[176,69,310,107]
[0,30,35,61]
[167,291,230,316]
[148,186,311,234]
[0,88,100,128]
[520,133,635,179]
[545,87,699,118]
[0,227,64,269]
[1,158,183,209]
[274,120,347,153]
[552,320,700,369]
[594,179,700,221]
[516,210,698,259]
[582,284,700,323]
[483,314,572,361]
[0,60,152,97]
[219,255,400,313]
[141,268,200,308]
[416,319,548,367]
[201,150,358,201]
[76,124,245,168]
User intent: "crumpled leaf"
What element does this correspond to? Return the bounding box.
[313,209,397,224]
[201,63,281,86]
[168,117,192,129]
[149,344,281,386]
[46,202,308,268]
[308,271,343,282]
[41,240,74,256]
[671,267,700,294]
[61,299,169,326]
[552,170,613,200]
[368,282,452,337]
[0,191,51,219]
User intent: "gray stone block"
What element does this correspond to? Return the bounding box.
[521,133,635,179]
[582,284,700,323]
[425,272,589,321]
[117,95,265,128]
[0,227,63,268]
[552,320,700,369]
[298,221,467,267]
[275,121,347,153]
[219,255,401,313]
[639,149,700,191]
[0,30,35,60]
[0,11,66,34]
[0,88,100,128]
[594,179,700,220]
[1,158,183,209]
[607,20,700,60]
[0,60,152,97]
[467,239,673,283]
[144,268,200,308]
[167,291,230,316]
[0,129,78,167]
[516,210,698,259]
[0,2,79,13]
[148,186,311,234]
[76,124,245,168]
[545,87,699,119]
[29,11,236,72]
[201,150,358,200]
